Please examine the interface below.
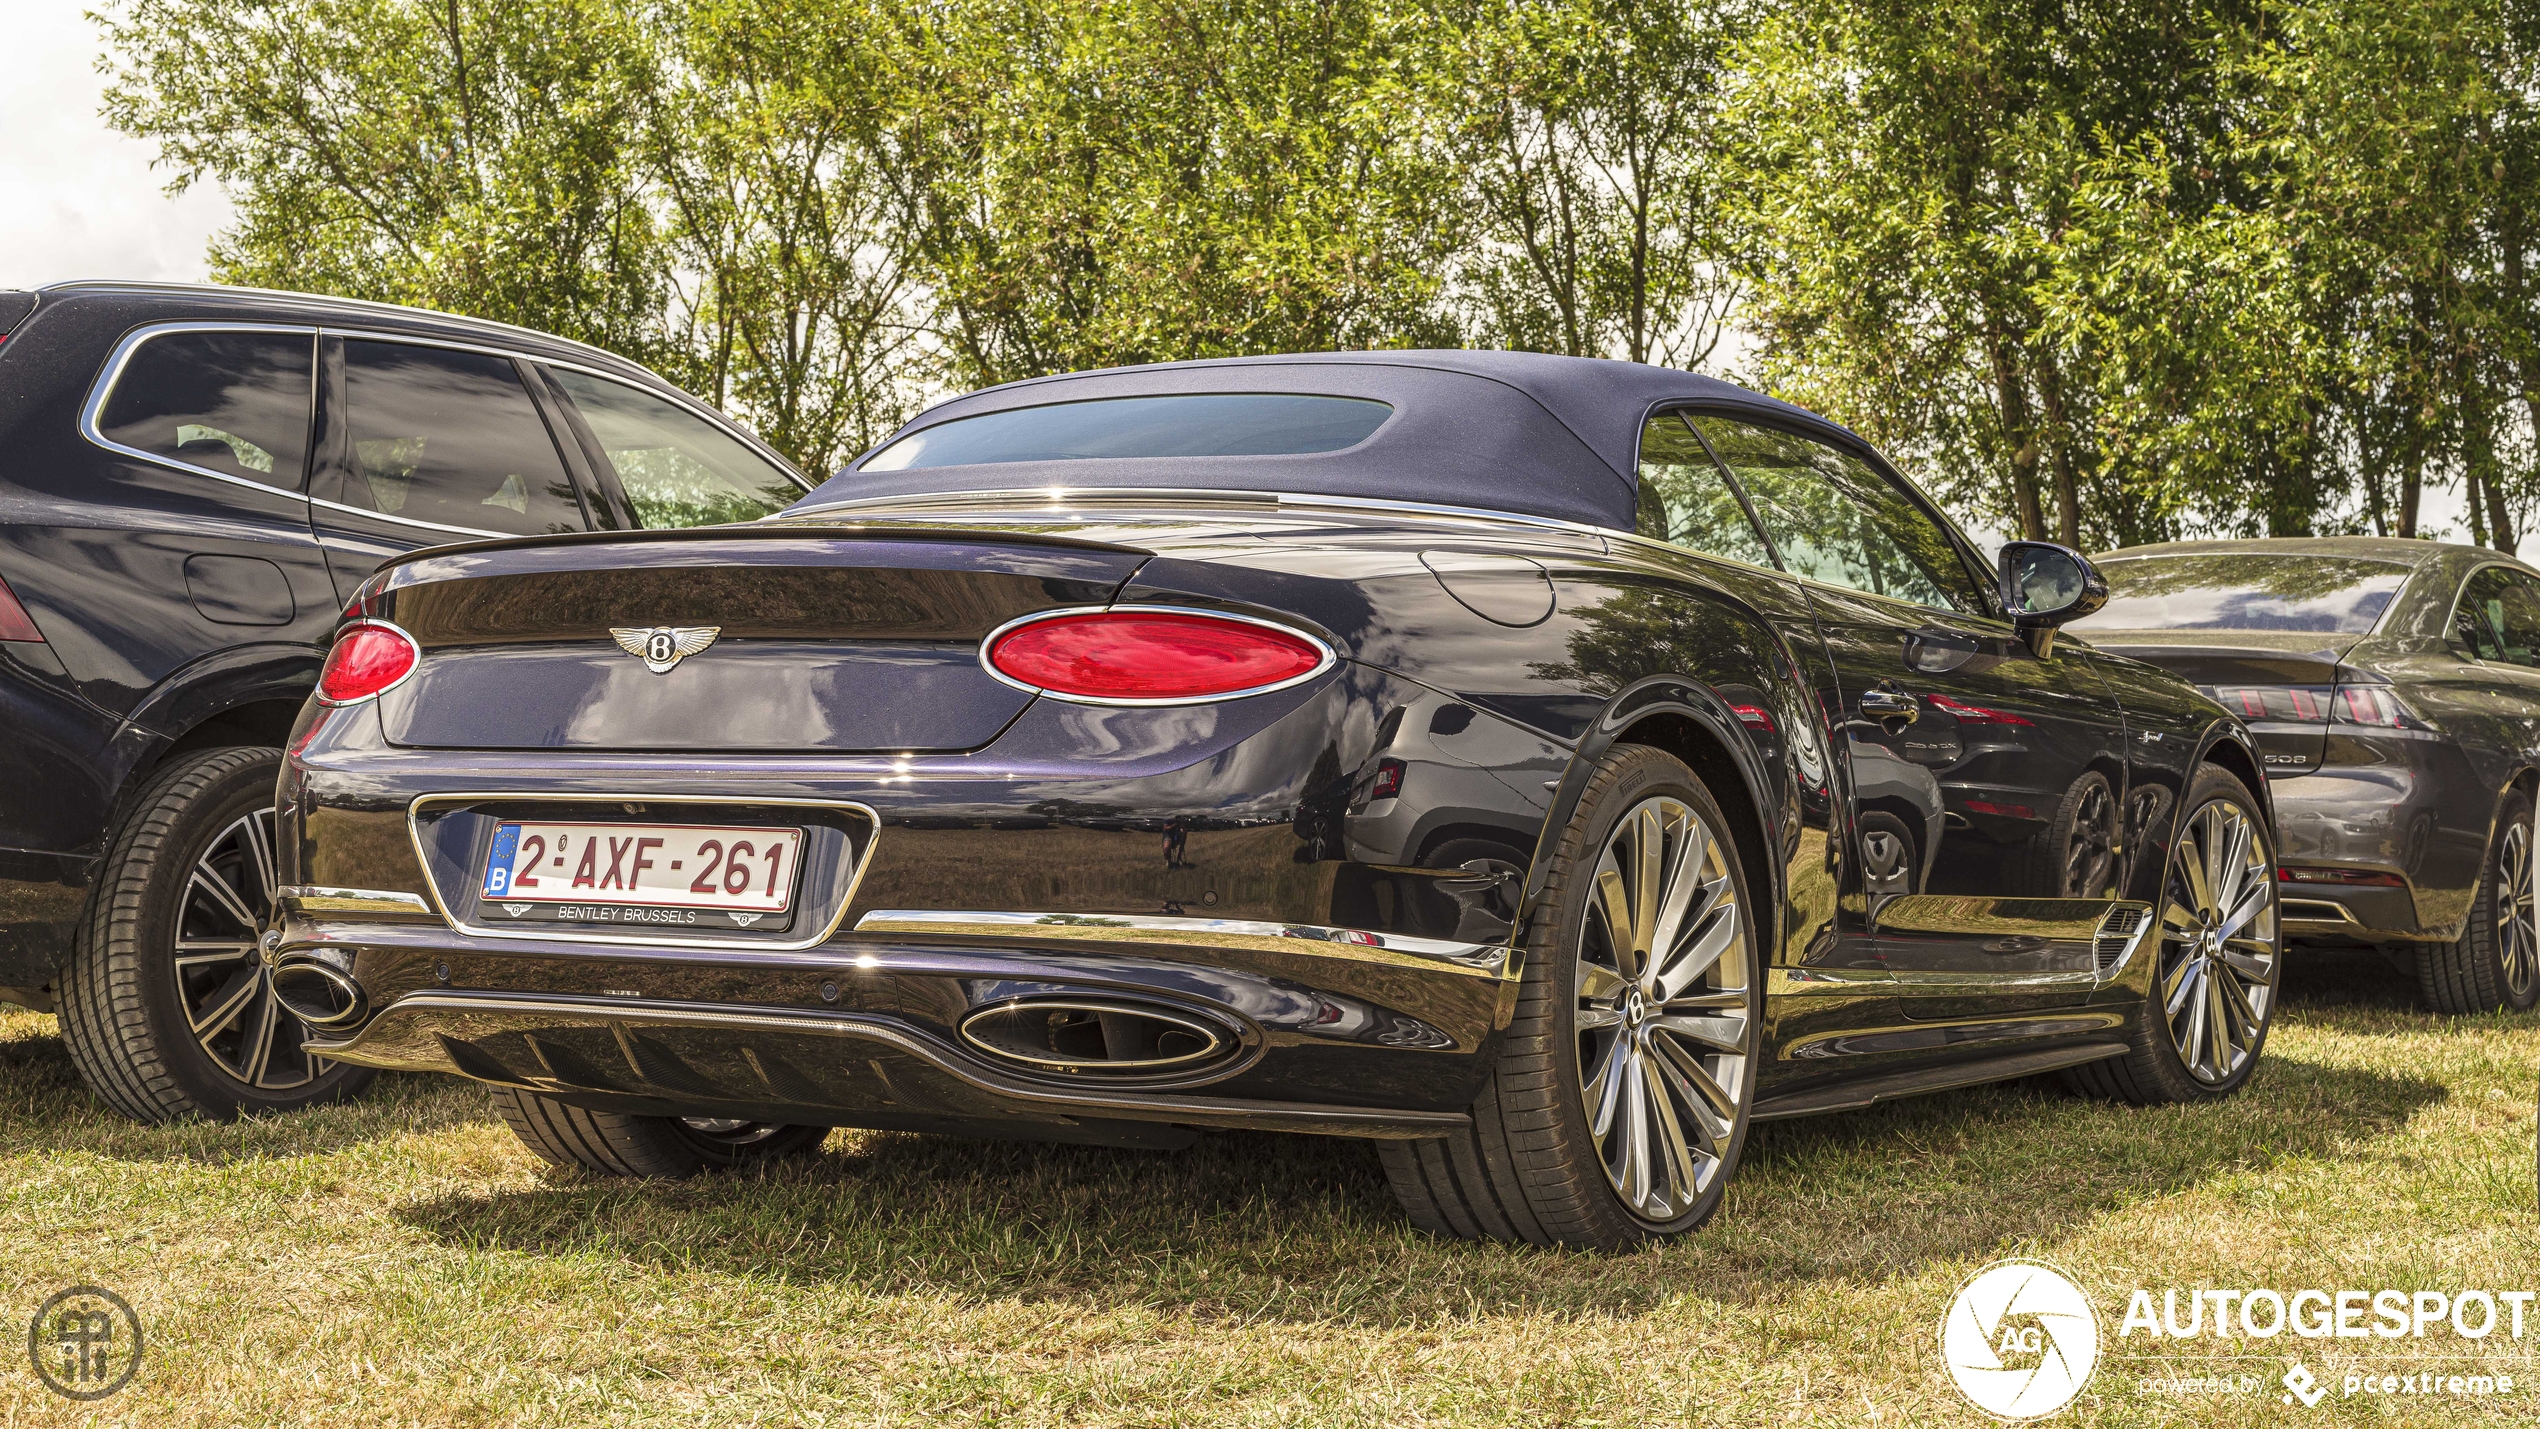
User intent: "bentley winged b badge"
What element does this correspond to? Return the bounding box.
[611,626,721,674]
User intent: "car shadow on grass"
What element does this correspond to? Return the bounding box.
[393,1035,2446,1327]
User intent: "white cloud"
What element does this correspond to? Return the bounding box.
[0,1,232,290]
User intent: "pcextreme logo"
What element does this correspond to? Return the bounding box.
[1941,1260,2102,1420]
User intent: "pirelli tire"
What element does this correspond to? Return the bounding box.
[492,1087,831,1177]
[1379,744,1762,1250]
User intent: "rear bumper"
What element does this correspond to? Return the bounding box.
[2268,730,2493,943]
[278,664,1568,1137]
[306,987,1473,1141]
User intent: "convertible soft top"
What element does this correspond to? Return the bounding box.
[796,351,1849,531]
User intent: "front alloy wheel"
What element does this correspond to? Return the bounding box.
[2157,795,2279,1085]
[2070,764,2279,1105]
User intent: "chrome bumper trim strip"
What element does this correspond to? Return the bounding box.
[852,909,1512,977]
[277,885,435,916]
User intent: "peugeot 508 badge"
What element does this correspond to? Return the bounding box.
[611,626,720,674]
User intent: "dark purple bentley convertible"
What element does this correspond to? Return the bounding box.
[268,352,2278,1247]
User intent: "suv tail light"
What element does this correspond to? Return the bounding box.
[316,620,420,704]
[985,608,1333,704]
[0,573,43,643]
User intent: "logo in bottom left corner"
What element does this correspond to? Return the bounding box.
[29,1285,143,1401]
[1941,1259,2100,1421]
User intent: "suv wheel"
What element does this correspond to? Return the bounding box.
[1379,745,1759,1248]
[59,747,376,1122]
[2070,764,2279,1104]
[492,1088,830,1176]
[2418,788,2540,1015]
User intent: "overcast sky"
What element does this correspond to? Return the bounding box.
[0,3,229,290]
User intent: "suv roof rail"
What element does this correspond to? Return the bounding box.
[36,279,639,373]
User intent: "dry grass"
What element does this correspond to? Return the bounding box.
[0,949,2529,1426]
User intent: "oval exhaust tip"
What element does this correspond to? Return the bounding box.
[272,961,368,1029]
[958,998,1234,1074]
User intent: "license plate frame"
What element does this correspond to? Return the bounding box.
[477,820,806,932]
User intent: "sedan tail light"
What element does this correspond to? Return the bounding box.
[316,620,420,704]
[2205,682,2428,732]
[985,608,1333,704]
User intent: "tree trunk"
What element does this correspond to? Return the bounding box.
[2035,346,2081,546]
[2398,445,2423,540]
[1987,329,2045,540]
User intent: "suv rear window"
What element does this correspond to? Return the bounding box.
[861,394,1392,470]
[2071,554,2409,633]
[96,329,315,490]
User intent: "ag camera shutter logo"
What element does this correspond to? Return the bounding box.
[1941,1259,2101,1420]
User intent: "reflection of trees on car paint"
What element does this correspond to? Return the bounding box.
[2075,554,2408,633]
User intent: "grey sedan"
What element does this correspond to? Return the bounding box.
[2072,537,2538,1014]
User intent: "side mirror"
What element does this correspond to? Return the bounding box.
[1997,541,2108,658]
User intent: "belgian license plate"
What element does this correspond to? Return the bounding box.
[478,821,804,931]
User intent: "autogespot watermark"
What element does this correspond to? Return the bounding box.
[27,1285,143,1401]
[1940,1265,2532,1420]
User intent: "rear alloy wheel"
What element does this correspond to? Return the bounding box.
[492,1087,829,1177]
[59,747,376,1122]
[1378,745,1759,1248]
[2070,765,2279,1104]
[2418,789,2540,1015]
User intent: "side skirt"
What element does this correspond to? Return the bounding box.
[1750,1042,2125,1122]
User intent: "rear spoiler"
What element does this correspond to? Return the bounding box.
[376,519,1150,576]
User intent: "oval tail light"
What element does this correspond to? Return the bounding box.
[985,609,1333,704]
[317,620,420,704]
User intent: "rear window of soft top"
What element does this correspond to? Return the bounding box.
[861,393,1392,470]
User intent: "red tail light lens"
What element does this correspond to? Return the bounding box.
[316,621,419,704]
[985,609,1332,703]
[0,572,43,643]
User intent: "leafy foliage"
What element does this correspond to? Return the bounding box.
[95,0,2540,541]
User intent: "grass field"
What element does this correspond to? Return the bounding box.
[0,948,2530,1426]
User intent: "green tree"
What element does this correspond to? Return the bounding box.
[900,0,1466,386]
[1439,0,1746,368]
[100,0,672,361]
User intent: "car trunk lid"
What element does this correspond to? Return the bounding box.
[2086,629,2364,776]
[364,528,1148,752]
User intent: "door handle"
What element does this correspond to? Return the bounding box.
[1859,686,1920,725]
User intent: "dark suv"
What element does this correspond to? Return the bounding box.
[0,281,810,1122]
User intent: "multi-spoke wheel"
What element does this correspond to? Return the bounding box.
[2156,794,2278,1084]
[2418,788,2540,1014]
[1379,745,1759,1248]
[2036,770,2118,898]
[493,1090,830,1176]
[2071,764,2280,1104]
[173,806,328,1091]
[1574,795,1750,1223]
[59,747,374,1123]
